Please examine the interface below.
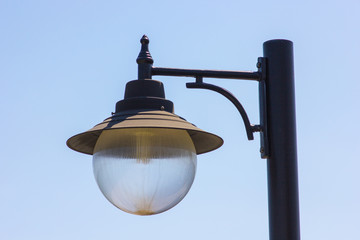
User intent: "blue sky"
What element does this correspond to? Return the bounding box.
[1,0,359,239]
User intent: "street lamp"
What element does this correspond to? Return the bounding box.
[67,35,300,240]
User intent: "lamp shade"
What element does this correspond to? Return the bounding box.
[67,110,223,155]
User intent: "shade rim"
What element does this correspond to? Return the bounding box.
[67,110,223,156]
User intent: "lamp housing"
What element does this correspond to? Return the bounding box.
[67,78,223,215]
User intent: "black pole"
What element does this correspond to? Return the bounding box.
[263,40,300,240]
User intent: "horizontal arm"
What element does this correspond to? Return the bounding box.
[152,67,261,81]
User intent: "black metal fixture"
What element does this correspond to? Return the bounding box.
[67,35,300,240]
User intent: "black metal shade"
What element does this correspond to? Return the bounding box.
[67,110,223,155]
[67,77,223,156]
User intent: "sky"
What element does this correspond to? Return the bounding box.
[1,0,359,239]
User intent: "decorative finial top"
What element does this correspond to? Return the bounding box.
[137,34,153,64]
[140,35,150,44]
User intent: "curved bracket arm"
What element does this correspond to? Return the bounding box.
[186,80,258,140]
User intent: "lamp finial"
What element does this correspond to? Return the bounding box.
[137,35,153,64]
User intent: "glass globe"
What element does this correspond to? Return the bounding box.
[92,128,197,215]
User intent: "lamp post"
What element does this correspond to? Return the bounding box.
[67,35,300,240]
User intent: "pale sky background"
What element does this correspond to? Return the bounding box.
[1,0,359,239]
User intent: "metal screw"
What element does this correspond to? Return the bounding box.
[161,106,165,111]
[260,147,264,153]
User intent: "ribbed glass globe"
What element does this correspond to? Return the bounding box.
[92,128,197,215]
